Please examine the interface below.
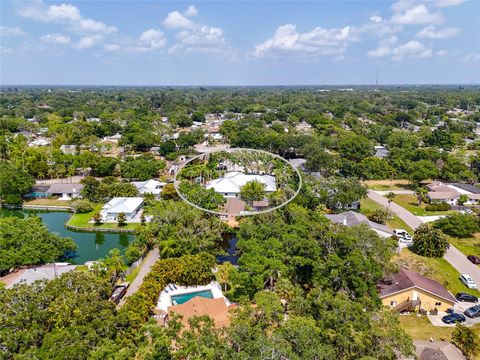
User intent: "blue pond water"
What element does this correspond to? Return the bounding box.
[0,209,133,264]
[170,290,213,305]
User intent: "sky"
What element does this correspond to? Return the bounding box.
[0,0,479,85]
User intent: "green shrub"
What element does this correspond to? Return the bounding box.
[367,208,388,224]
[71,199,94,213]
[425,202,451,211]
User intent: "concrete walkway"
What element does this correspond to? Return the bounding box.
[367,190,480,288]
[117,247,159,308]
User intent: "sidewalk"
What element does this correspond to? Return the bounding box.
[117,247,159,308]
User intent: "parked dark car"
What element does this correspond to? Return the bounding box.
[456,292,479,303]
[109,284,128,304]
[467,255,480,265]
[464,305,480,318]
[442,313,466,324]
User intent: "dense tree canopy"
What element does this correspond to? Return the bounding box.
[0,216,76,275]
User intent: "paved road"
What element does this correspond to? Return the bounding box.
[367,190,422,229]
[117,247,159,308]
[444,245,480,290]
[367,190,480,288]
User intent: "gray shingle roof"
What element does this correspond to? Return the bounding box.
[325,211,393,235]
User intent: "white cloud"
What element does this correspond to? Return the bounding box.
[77,19,116,34]
[184,5,198,17]
[0,26,25,37]
[367,36,398,58]
[369,15,383,23]
[463,53,480,62]
[392,40,432,60]
[253,24,356,59]
[74,35,104,49]
[369,38,433,60]
[40,33,71,44]
[104,44,120,52]
[16,0,117,35]
[46,4,81,22]
[416,25,459,39]
[163,11,194,29]
[391,4,444,24]
[368,46,391,58]
[139,29,167,49]
[436,50,448,56]
[162,6,230,56]
[432,0,464,7]
[0,47,14,55]
[169,26,227,54]
[391,0,417,12]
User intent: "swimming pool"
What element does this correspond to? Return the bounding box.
[170,290,213,305]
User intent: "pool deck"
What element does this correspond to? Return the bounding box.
[156,281,229,312]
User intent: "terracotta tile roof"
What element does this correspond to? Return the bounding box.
[168,297,237,329]
[378,268,456,303]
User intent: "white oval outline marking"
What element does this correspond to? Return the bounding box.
[173,148,302,216]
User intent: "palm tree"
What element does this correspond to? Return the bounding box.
[385,192,396,220]
[274,277,294,315]
[158,239,176,258]
[104,248,125,284]
[217,262,234,292]
[414,186,428,206]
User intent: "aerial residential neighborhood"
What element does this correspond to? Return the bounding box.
[1,0,480,359]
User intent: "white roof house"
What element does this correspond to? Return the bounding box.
[131,179,166,197]
[100,197,144,222]
[206,171,276,197]
[29,138,51,147]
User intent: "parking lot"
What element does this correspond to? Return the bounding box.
[428,300,480,327]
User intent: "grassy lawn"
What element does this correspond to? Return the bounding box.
[448,235,480,259]
[363,179,411,191]
[67,204,139,231]
[399,315,480,342]
[24,198,73,207]
[360,198,413,233]
[395,248,480,297]
[393,194,454,216]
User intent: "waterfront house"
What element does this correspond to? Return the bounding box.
[46,183,84,200]
[99,197,144,222]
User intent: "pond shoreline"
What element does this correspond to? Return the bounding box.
[2,203,137,234]
[0,208,134,264]
[65,222,136,233]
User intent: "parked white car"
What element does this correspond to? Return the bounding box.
[460,273,478,289]
[394,229,412,243]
